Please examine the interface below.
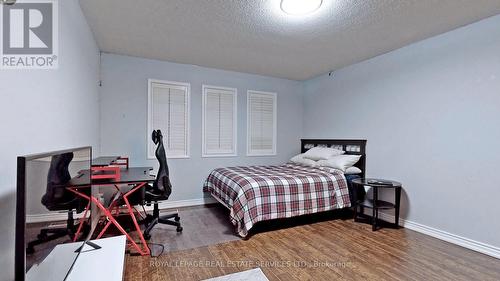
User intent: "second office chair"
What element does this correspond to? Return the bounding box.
[143,130,182,240]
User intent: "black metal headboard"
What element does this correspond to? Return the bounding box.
[301,139,367,178]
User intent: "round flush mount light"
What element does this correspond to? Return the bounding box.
[280,0,323,15]
[1,0,17,5]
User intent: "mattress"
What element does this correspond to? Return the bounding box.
[203,163,351,237]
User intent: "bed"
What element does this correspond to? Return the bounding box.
[203,139,367,237]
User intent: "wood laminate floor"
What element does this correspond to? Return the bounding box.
[124,204,500,281]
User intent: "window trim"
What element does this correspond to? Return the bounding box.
[246,90,277,157]
[147,79,191,159]
[202,84,238,158]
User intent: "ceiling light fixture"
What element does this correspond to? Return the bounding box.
[280,0,323,15]
[0,0,17,5]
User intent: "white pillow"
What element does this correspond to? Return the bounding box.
[317,155,362,172]
[303,147,345,161]
[290,153,318,167]
[345,166,362,175]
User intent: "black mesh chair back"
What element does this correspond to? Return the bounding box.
[148,130,172,200]
[41,152,80,211]
[142,130,183,237]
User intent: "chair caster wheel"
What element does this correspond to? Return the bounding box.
[176,226,183,232]
[143,233,151,240]
[26,247,34,255]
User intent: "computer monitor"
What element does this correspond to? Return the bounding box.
[15,147,93,281]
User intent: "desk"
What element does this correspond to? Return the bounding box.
[68,167,155,256]
[69,167,155,186]
[27,236,126,281]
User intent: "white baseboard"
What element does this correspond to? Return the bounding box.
[155,197,217,210]
[26,197,217,223]
[378,212,500,259]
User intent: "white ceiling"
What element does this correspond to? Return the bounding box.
[79,0,500,80]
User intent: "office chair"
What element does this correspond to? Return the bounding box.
[27,153,85,254]
[143,130,182,240]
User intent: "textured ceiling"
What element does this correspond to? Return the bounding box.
[79,0,500,80]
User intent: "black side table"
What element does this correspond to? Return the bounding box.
[351,178,402,231]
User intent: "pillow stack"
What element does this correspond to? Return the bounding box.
[303,146,344,160]
[290,154,319,167]
[290,146,362,174]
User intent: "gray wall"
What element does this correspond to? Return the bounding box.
[100,53,304,201]
[0,0,100,279]
[303,14,500,248]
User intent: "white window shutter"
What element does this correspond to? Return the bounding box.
[247,91,277,156]
[148,80,190,158]
[203,86,237,157]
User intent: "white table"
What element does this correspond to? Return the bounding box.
[27,236,126,281]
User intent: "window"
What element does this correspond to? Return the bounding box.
[148,79,190,159]
[247,90,277,156]
[202,85,237,157]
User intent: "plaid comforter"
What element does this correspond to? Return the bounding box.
[203,163,350,237]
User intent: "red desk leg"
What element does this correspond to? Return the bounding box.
[73,201,90,242]
[68,185,121,242]
[97,221,112,239]
[68,186,150,256]
[122,183,150,255]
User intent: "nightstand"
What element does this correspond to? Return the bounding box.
[351,178,402,231]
